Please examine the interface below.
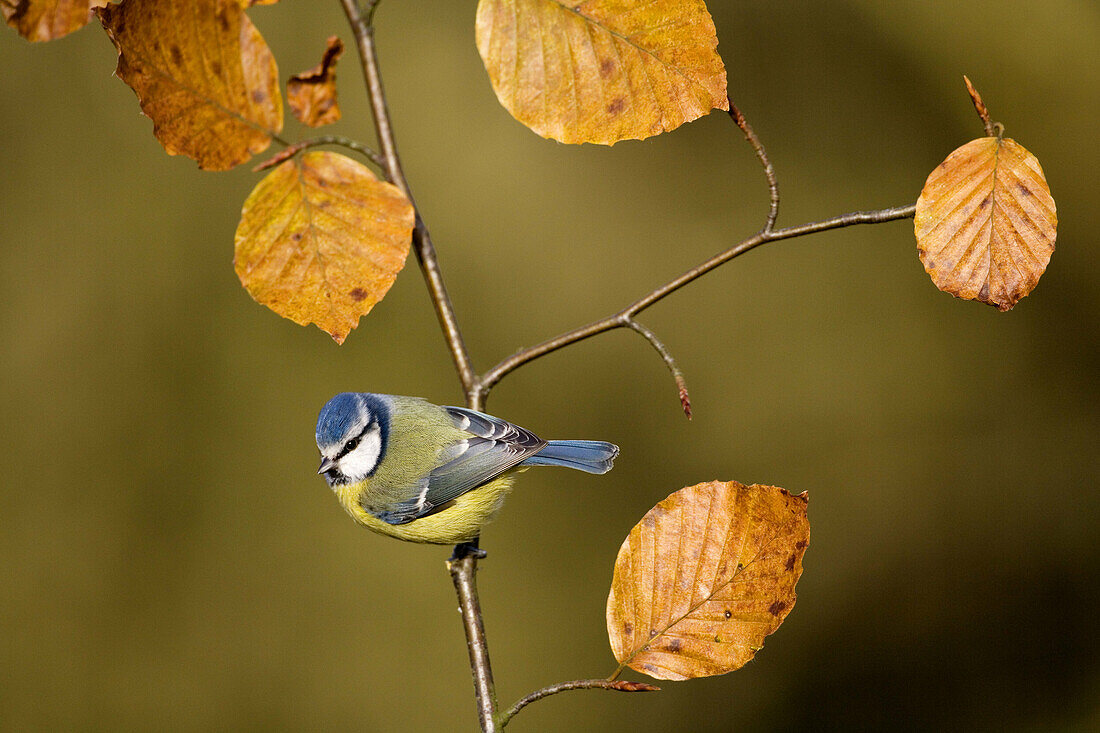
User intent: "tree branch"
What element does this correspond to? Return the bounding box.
[500,679,659,727]
[339,0,477,396]
[337,9,919,728]
[478,203,916,396]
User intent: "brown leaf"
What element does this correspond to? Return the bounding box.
[914,137,1056,311]
[475,0,728,145]
[2,0,106,42]
[607,481,809,681]
[288,36,343,128]
[234,151,414,344]
[96,0,283,171]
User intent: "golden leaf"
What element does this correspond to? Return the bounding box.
[607,481,809,681]
[96,0,283,171]
[234,151,414,344]
[288,36,343,128]
[2,0,106,42]
[475,0,728,145]
[914,137,1056,311]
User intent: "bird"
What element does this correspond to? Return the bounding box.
[315,393,619,544]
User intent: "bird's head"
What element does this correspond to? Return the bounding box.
[315,393,390,487]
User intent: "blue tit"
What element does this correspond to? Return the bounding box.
[315,393,619,544]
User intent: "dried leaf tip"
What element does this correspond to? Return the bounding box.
[289,36,344,128]
[963,75,995,137]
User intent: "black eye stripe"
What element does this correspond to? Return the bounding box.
[337,423,376,458]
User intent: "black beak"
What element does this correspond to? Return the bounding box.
[317,457,337,474]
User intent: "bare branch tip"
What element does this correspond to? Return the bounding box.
[963,75,995,137]
[611,680,661,692]
[677,380,693,420]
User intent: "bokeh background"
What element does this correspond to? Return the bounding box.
[2,1,1098,730]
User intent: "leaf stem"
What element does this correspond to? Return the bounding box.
[500,679,659,727]
[252,135,384,172]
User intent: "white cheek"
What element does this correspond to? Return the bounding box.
[339,430,382,481]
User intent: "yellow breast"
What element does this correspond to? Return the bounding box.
[334,474,516,544]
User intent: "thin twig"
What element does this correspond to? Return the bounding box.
[252,135,384,172]
[500,679,659,726]
[339,0,478,395]
[622,317,691,419]
[728,100,779,232]
[479,204,916,395]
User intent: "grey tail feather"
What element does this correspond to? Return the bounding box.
[521,440,619,474]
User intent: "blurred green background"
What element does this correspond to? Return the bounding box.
[2,1,1098,730]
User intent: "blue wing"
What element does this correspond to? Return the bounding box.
[372,406,546,525]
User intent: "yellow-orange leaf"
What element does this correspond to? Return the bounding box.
[475,0,728,145]
[914,137,1056,311]
[97,0,283,171]
[288,36,343,128]
[607,481,809,681]
[3,0,106,41]
[234,151,414,344]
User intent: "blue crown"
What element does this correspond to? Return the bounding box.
[316,393,366,446]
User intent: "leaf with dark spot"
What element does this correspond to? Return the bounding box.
[475,0,728,145]
[234,151,414,343]
[96,0,283,171]
[914,136,1056,311]
[607,481,810,681]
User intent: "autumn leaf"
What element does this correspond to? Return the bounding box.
[234,151,415,344]
[2,0,106,41]
[97,0,283,171]
[914,136,1056,311]
[288,36,343,128]
[607,481,809,681]
[475,0,728,145]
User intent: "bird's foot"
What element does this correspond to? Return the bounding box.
[450,541,487,561]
